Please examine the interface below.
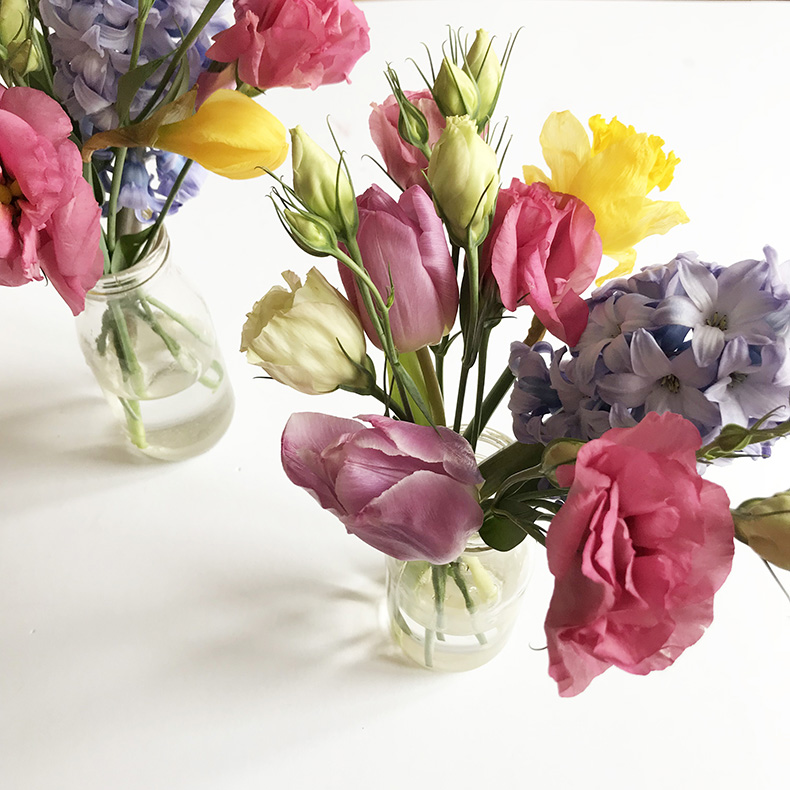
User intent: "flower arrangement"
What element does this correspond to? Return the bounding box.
[1,0,370,452]
[243,27,790,694]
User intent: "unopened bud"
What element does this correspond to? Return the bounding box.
[733,491,790,570]
[463,30,502,124]
[433,59,480,119]
[283,210,338,256]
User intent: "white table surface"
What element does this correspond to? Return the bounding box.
[2,2,790,788]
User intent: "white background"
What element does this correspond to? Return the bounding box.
[2,2,790,788]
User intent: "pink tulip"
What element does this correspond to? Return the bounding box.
[0,86,103,315]
[281,412,484,563]
[368,90,446,192]
[339,184,457,352]
[481,179,602,345]
[207,0,370,91]
[545,412,735,697]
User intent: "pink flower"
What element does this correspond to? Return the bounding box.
[339,184,457,353]
[368,90,446,192]
[0,86,103,315]
[545,412,735,697]
[481,179,602,346]
[207,0,370,91]
[281,412,484,563]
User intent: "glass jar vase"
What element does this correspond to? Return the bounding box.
[75,226,234,460]
[386,533,532,672]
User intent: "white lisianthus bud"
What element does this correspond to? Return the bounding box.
[733,491,790,570]
[432,58,480,119]
[241,268,369,395]
[290,126,357,238]
[463,29,502,124]
[541,438,584,486]
[0,0,40,74]
[427,115,499,247]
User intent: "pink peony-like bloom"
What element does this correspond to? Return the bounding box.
[369,90,446,192]
[340,184,457,353]
[481,179,602,346]
[281,412,484,563]
[545,412,735,697]
[207,0,370,91]
[0,86,103,315]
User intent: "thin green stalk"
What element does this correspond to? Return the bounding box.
[118,397,148,449]
[449,562,487,646]
[109,300,146,396]
[106,148,129,259]
[467,325,491,451]
[453,361,473,433]
[145,294,210,343]
[431,565,447,643]
[369,384,409,421]
[462,243,480,365]
[415,346,445,426]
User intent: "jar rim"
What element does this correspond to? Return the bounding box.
[87,225,170,297]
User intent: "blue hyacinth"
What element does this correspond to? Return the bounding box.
[509,249,790,452]
[39,0,228,217]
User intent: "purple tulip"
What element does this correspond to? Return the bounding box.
[339,185,458,353]
[281,412,484,563]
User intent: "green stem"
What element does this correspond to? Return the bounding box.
[415,346,445,426]
[468,325,491,451]
[449,561,487,646]
[431,565,448,643]
[106,148,128,260]
[145,294,210,343]
[462,243,480,365]
[453,361,473,434]
[369,384,409,421]
[109,300,146,397]
[118,397,148,449]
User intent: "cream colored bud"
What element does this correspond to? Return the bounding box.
[463,30,502,123]
[241,268,369,395]
[433,58,480,119]
[541,439,584,485]
[427,115,499,246]
[733,491,790,571]
[290,126,357,237]
[0,0,40,74]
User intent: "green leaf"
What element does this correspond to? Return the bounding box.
[110,228,152,274]
[116,55,168,124]
[479,514,528,552]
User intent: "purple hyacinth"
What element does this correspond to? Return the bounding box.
[40,0,229,216]
[509,249,790,451]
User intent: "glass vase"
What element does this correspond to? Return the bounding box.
[386,533,532,672]
[75,226,234,460]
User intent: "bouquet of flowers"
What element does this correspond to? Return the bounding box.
[0,0,370,453]
[242,27,790,694]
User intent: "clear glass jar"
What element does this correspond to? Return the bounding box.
[386,534,532,672]
[75,226,234,460]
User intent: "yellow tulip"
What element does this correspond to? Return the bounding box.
[155,90,288,179]
[522,111,689,282]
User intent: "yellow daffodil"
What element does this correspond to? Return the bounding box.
[522,111,689,282]
[155,90,288,179]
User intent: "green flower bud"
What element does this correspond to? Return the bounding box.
[283,209,338,256]
[0,0,40,74]
[733,491,790,571]
[290,126,357,239]
[541,438,584,485]
[427,115,499,247]
[433,58,480,119]
[463,30,502,124]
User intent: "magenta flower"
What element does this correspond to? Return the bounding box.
[545,412,734,697]
[481,179,602,345]
[340,184,458,352]
[281,412,484,563]
[369,90,446,192]
[0,86,103,315]
[207,0,370,91]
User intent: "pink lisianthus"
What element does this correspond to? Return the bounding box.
[281,412,484,563]
[481,179,602,346]
[545,412,735,697]
[340,184,457,353]
[369,90,446,192]
[207,0,370,91]
[0,86,103,315]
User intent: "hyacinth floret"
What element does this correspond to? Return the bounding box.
[39,0,229,216]
[509,248,790,454]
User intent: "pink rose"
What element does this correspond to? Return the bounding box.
[481,179,602,346]
[0,86,103,315]
[207,0,370,91]
[340,184,457,353]
[545,412,735,697]
[281,412,484,563]
[369,90,446,192]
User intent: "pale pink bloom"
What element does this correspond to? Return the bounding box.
[0,86,103,314]
[340,184,457,353]
[482,179,602,345]
[369,90,446,192]
[282,412,484,563]
[545,412,734,697]
[207,0,370,91]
